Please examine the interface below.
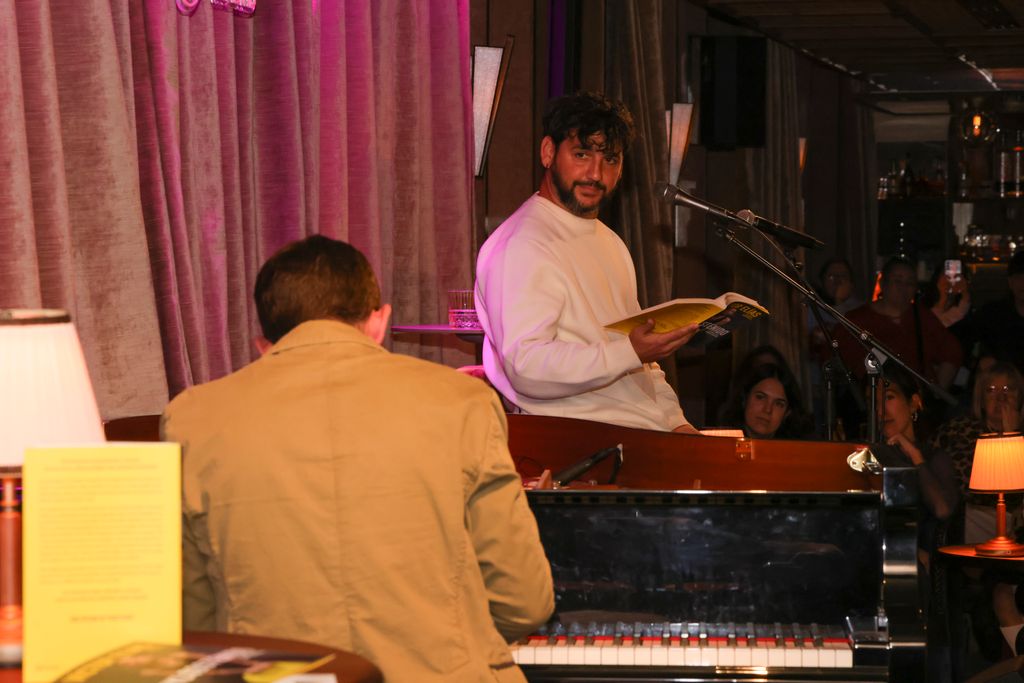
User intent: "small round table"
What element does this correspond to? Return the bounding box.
[939,544,1024,570]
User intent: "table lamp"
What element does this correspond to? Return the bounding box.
[0,310,105,663]
[969,433,1024,557]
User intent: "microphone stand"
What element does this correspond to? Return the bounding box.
[659,183,955,443]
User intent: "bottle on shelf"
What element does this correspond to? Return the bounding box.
[957,161,970,199]
[899,154,915,198]
[1011,130,1024,198]
[998,131,1012,198]
[932,157,946,196]
[887,159,901,198]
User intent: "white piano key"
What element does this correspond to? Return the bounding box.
[751,644,769,667]
[834,642,853,668]
[699,645,717,667]
[634,645,653,666]
[599,642,617,666]
[768,646,787,667]
[668,644,686,666]
[617,644,635,666]
[734,644,752,666]
[567,644,586,665]
[800,644,819,668]
[784,644,802,667]
[551,642,569,665]
[717,645,736,667]
[516,644,534,665]
[684,645,701,666]
[534,644,552,665]
[652,644,669,666]
[819,646,836,667]
[583,644,601,665]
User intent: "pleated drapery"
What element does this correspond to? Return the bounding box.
[1,1,474,417]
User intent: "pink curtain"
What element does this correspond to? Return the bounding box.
[1,1,474,417]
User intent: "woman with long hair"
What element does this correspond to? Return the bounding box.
[719,361,814,439]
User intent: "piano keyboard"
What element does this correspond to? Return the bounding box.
[511,621,854,669]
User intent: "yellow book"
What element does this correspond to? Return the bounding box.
[22,443,182,683]
[605,291,769,345]
[54,642,336,683]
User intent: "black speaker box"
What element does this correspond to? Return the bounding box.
[699,36,766,149]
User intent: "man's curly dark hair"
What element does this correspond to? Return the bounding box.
[542,92,636,155]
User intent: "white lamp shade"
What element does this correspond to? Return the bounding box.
[969,434,1024,492]
[0,310,104,468]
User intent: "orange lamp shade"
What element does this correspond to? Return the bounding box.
[969,434,1024,493]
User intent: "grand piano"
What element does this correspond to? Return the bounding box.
[505,414,925,682]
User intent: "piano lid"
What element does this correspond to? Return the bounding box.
[509,414,880,492]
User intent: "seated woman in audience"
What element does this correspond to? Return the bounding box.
[876,364,959,679]
[932,360,1023,543]
[719,361,814,439]
[877,364,959,555]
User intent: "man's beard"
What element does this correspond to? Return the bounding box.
[551,167,617,218]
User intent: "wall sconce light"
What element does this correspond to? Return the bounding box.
[666,103,694,186]
[969,433,1024,556]
[472,36,514,178]
[0,310,105,663]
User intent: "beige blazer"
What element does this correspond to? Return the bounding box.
[162,320,553,682]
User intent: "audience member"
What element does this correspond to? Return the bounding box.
[933,361,1023,542]
[718,359,814,439]
[162,235,554,683]
[807,258,864,436]
[837,256,962,390]
[920,261,971,329]
[971,251,1024,375]
[874,363,959,681]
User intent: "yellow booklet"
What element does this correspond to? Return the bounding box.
[22,443,182,683]
[605,291,769,345]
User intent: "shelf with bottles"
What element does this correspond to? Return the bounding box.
[958,227,1023,264]
[877,141,948,200]
[950,98,1024,202]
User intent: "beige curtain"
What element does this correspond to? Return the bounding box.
[603,0,677,388]
[1,1,474,418]
[733,42,808,381]
[1,1,168,419]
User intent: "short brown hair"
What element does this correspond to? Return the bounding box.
[255,235,381,343]
[542,91,636,155]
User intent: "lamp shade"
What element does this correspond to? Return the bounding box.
[0,310,104,468]
[969,433,1024,492]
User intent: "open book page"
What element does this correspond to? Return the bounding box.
[605,291,768,336]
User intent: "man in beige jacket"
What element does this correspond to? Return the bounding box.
[162,235,554,682]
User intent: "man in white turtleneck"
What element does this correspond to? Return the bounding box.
[475,92,697,432]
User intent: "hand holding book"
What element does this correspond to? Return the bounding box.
[607,292,769,349]
[628,320,699,363]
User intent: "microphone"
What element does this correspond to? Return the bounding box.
[736,209,824,250]
[656,182,737,224]
[552,444,623,487]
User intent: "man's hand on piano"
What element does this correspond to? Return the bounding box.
[629,321,699,364]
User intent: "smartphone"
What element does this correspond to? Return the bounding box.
[944,259,963,285]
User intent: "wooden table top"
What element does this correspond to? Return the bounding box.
[0,631,381,683]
